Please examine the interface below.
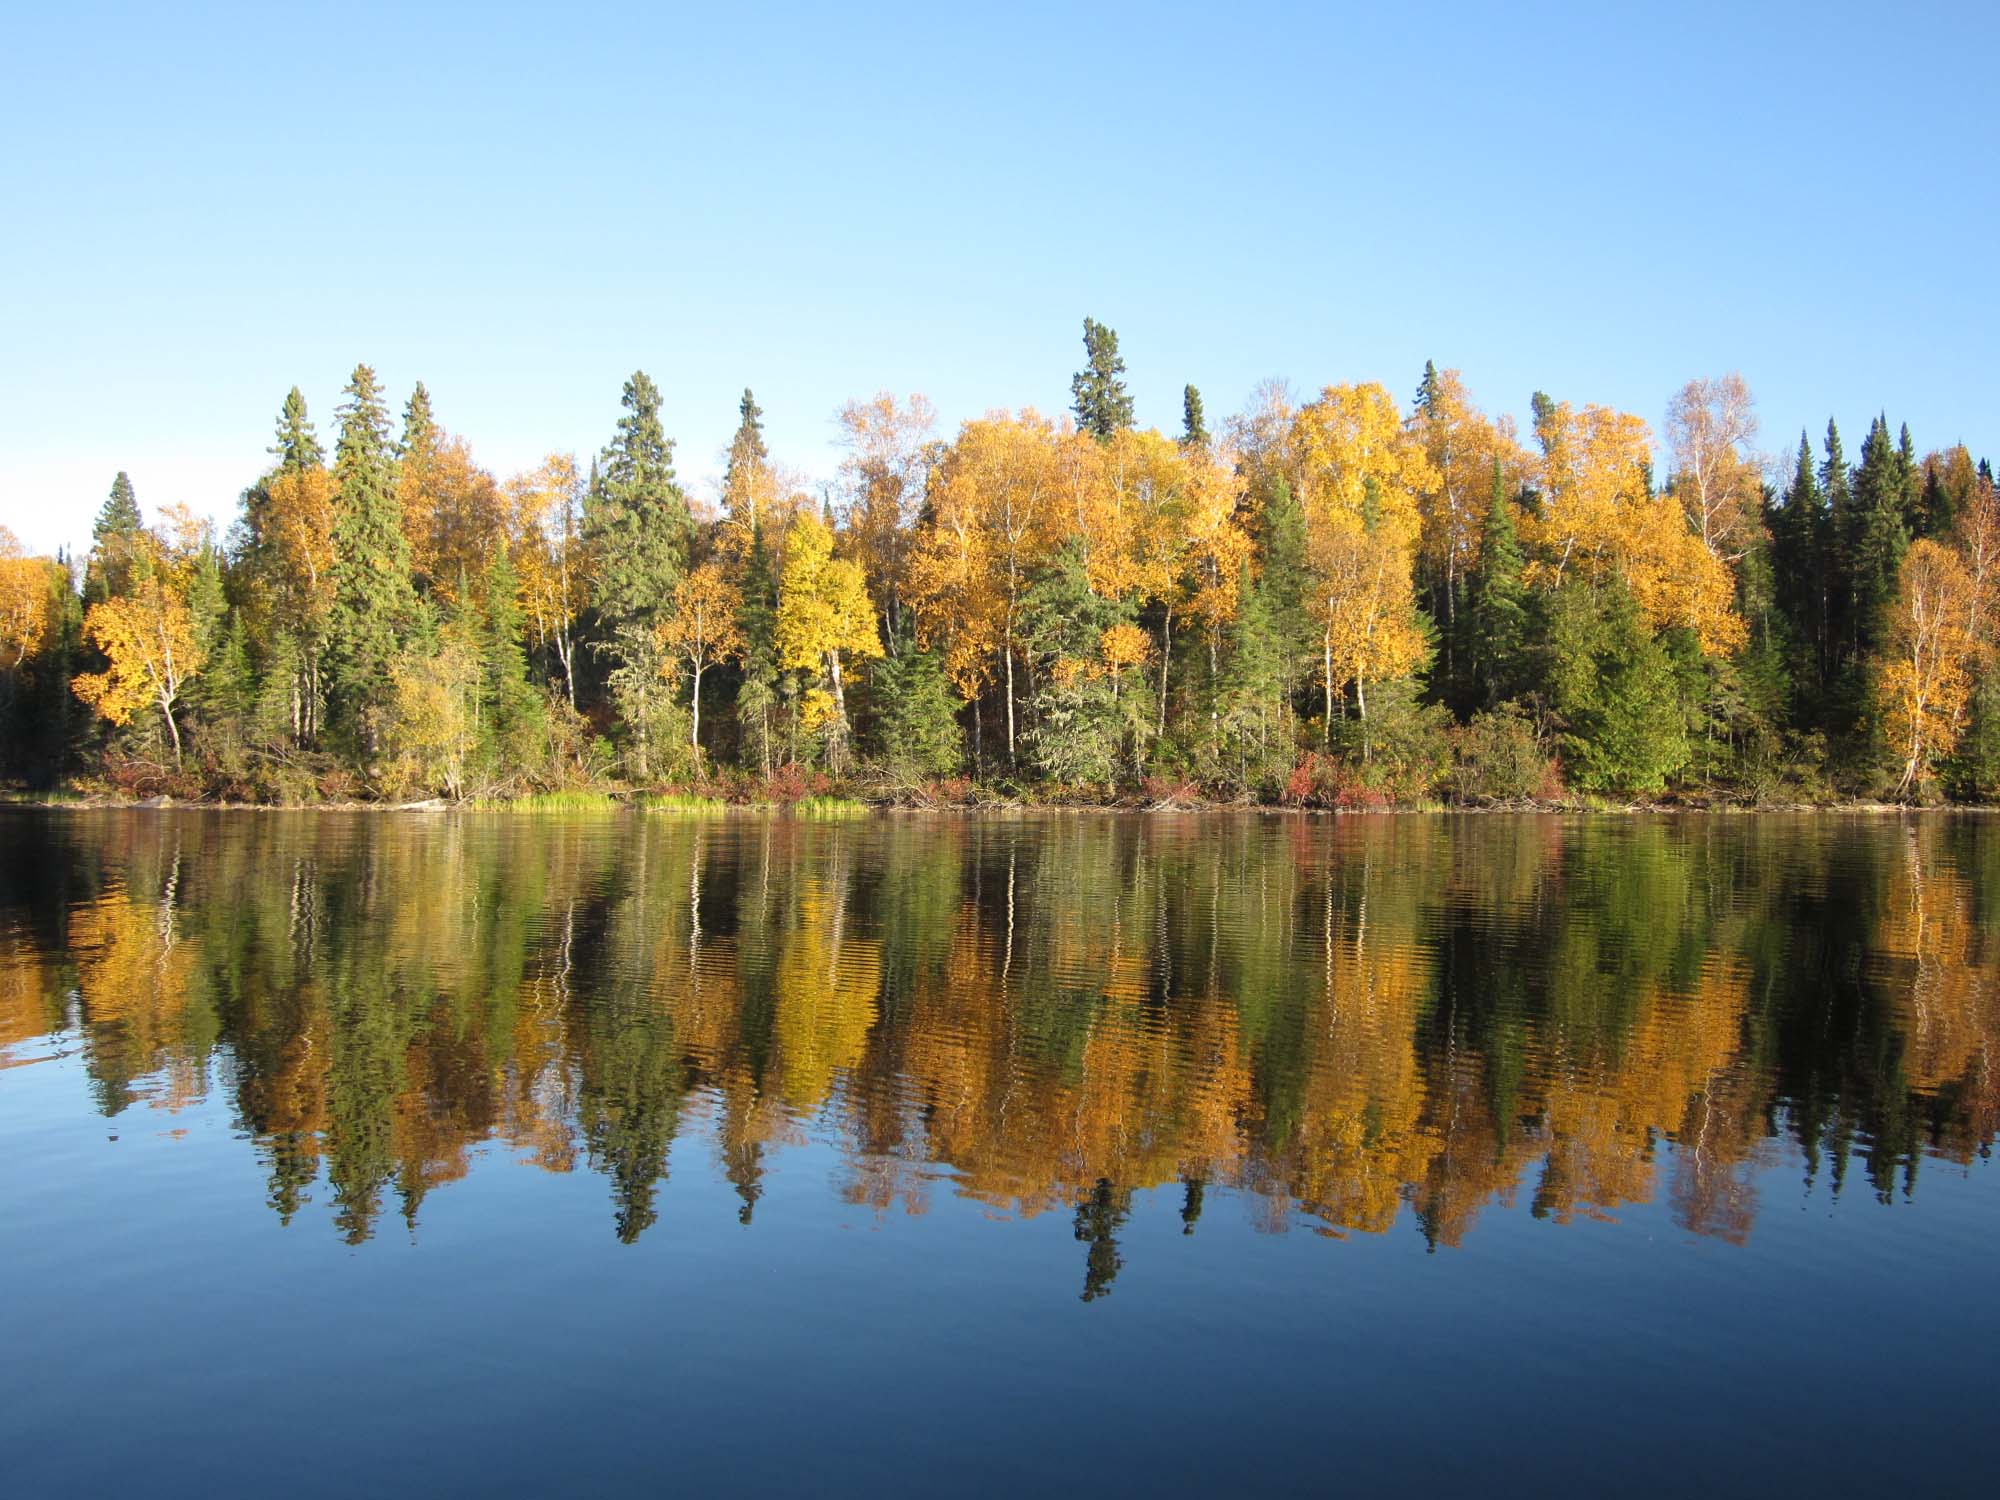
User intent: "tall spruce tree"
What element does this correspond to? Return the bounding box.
[1546,578,1689,796]
[1070,318,1134,439]
[734,520,781,777]
[583,371,690,635]
[1768,432,1829,708]
[86,471,144,602]
[271,387,324,472]
[1844,416,1910,665]
[1414,359,1441,416]
[399,381,437,462]
[326,363,415,748]
[1469,460,1529,708]
[1181,385,1208,448]
[477,544,539,762]
[724,387,768,490]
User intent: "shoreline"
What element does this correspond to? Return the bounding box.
[3,792,1981,816]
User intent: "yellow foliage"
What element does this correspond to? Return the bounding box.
[73,539,205,762]
[1527,396,1744,654]
[0,527,61,674]
[402,435,506,603]
[1291,382,1437,550]
[1879,538,1978,796]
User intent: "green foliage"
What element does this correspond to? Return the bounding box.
[1019,539,1136,786]
[1214,561,1295,794]
[1452,703,1551,802]
[327,364,415,748]
[584,370,690,635]
[869,628,964,779]
[1070,317,1134,440]
[1545,578,1690,797]
[1181,384,1208,448]
[1469,459,1529,707]
[599,621,690,784]
[86,471,144,603]
[1330,676,1451,801]
[270,386,323,472]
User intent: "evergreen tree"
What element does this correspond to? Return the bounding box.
[1252,476,1314,705]
[1469,461,1528,708]
[1821,418,1855,662]
[326,363,415,749]
[869,622,965,779]
[1546,578,1689,796]
[86,471,144,602]
[1020,538,1133,784]
[1180,384,1208,448]
[1844,416,1910,666]
[734,520,781,776]
[1414,359,1441,416]
[1070,317,1134,440]
[270,387,324,473]
[724,387,768,491]
[583,371,691,635]
[1768,432,1829,710]
[1216,561,1289,790]
[399,381,437,462]
[476,545,540,765]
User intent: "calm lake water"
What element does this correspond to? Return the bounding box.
[2,809,1995,1495]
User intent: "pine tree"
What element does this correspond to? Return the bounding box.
[1414,359,1441,416]
[1019,538,1133,785]
[477,544,539,764]
[1845,416,1910,664]
[1253,476,1313,704]
[1216,560,1288,790]
[1070,317,1134,439]
[1768,432,1829,709]
[270,387,324,473]
[583,371,690,636]
[399,381,437,462]
[735,520,781,777]
[86,472,144,602]
[1547,578,1689,796]
[869,621,964,779]
[326,363,415,749]
[724,387,768,490]
[1469,461,1528,708]
[1180,384,1208,448]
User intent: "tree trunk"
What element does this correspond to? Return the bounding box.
[1322,629,1335,746]
[690,661,704,763]
[1355,667,1369,763]
[1156,606,1173,741]
[1004,646,1017,764]
[161,694,182,766]
[828,651,848,773]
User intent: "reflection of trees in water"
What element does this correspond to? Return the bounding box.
[3,811,1997,1260]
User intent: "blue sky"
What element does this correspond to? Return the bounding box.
[3,1,1995,553]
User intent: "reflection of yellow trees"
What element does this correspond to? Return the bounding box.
[0,937,59,1068]
[69,880,205,1111]
[16,811,2000,1251]
[1877,826,2000,1158]
[772,879,881,1111]
[1532,962,1755,1235]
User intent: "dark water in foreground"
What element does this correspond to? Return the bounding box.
[1,809,1994,1495]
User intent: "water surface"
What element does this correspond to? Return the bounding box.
[2,809,1994,1494]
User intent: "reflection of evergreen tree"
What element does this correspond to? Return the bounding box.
[1180,1177,1204,1236]
[1073,1178,1131,1302]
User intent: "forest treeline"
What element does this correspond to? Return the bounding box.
[2,320,1995,804]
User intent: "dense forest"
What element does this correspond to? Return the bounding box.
[2,320,1994,805]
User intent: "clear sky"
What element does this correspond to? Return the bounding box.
[3,0,1995,554]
